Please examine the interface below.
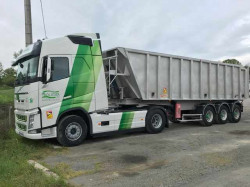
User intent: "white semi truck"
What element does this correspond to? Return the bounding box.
[13,33,249,146]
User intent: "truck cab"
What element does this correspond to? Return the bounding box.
[13,33,109,141]
[13,33,159,146]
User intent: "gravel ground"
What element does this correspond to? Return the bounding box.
[44,99,250,187]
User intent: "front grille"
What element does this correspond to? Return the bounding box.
[16,114,27,122]
[17,123,27,131]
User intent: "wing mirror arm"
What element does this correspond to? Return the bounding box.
[42,56,51,84]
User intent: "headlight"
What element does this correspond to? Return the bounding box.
[28,115,35,129]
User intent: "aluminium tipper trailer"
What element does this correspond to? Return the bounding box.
[103,47,249,122]
[103,47,249,102]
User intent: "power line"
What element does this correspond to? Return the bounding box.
[40,0,47,39]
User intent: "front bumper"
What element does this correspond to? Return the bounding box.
[15,108,57,139]
[15,128,48,139]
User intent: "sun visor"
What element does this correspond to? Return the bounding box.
[12,40,42,66]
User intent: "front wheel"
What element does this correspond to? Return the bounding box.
[146,109,166,134]
[57,115,87,147]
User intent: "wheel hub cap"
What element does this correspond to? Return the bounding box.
[205,110,213,122]
[151,114,163,129]
[233,108,240,119]
[220,109,227,121]
[65,122,82,141]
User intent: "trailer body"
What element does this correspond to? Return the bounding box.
[103,48,249,106]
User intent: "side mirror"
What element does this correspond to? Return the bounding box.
[46,57,51,83]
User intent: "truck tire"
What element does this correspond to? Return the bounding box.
[216,105,229,124]
[201,106,215,126]
[229,105,241,123]
[146,109,166,133]
[57,115,87,147]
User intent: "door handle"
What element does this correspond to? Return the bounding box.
[63,95,72,100]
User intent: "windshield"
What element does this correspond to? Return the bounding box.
[15,57,39,86]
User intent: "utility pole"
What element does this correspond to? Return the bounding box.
[24,0,33,46]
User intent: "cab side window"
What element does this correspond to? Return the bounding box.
[50,57,69,81]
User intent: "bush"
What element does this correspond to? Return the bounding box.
[0,105,14,140]
[2,68,16,88]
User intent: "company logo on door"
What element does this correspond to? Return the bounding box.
[42,90,60,100]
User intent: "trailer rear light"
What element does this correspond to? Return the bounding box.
[175,103,181,119]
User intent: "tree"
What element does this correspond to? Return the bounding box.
[223,59,241,65]
[0,62,3,78]
[244,63,250,69]
[2,68,16,87]
[0,62,3,85]
[244,63,250,77]
[13,49,23,59]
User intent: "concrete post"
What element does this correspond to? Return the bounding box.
[24,0,33,46]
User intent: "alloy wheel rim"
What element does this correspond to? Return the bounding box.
[65,122,82,141]
[220,109,227,121]
[151,114,163,129]
[233,108,240,119]
[205,110,213,122]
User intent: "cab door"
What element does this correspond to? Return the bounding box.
[39,55,72,128]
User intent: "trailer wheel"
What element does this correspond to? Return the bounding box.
[146,109,166,133]
[202,106,215,126]
[57,115,87,147]
[229,105,241,123]
[217,105,229,124]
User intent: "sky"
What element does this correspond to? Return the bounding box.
[1,0,250,69]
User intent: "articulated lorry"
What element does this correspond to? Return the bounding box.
[13,33,249,146]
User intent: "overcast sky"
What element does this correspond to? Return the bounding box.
[1,0,250,69]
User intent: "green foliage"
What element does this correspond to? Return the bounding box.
[223,59,241,65]
[0,49,22,88]
[2,68,16,87]
[0,87,14,104]
[0,130,68,187]
[0,62,3,78]
[0,62,3,85]
[244,63,250,69]
[244,64,250,76]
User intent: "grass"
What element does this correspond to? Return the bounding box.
[0,85,14,105]
[0,86,70,186]
[0,130,69,187]
[201,152,234,167]
[50,162,84,179]
[49,161,103,179]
